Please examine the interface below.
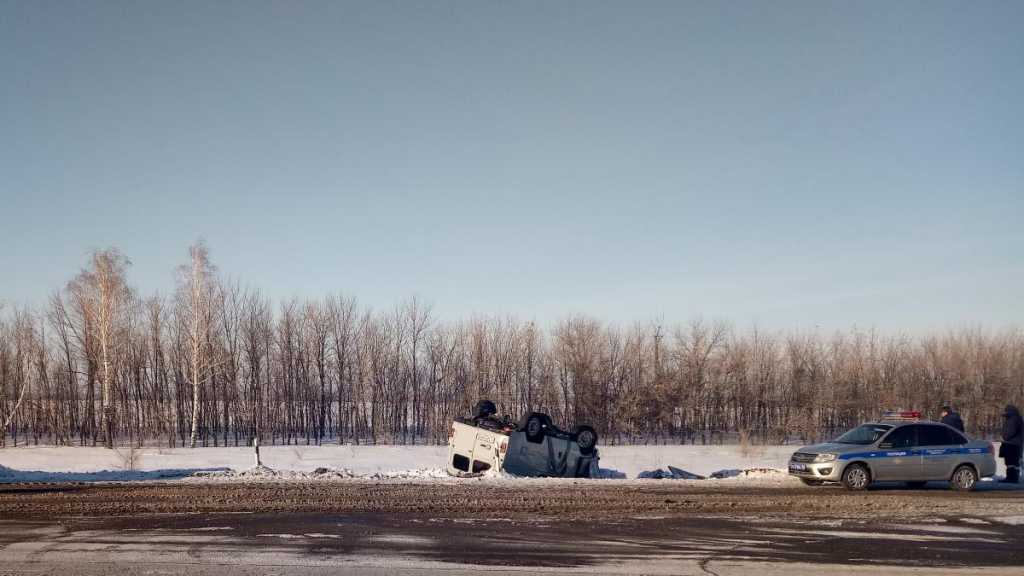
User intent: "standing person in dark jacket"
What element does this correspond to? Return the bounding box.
[940,406,965,432]
[1000,405,1023,484]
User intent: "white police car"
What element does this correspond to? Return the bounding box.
[789,411,997,491]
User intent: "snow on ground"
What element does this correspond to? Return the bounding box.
[600,444,794,477]
[0,443,1018,489]
[0,444,449,476]
[0,461,225,483]
[0,444,792,483]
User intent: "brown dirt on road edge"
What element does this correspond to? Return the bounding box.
[2,480,1023,520]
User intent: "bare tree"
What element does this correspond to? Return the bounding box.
[240,290,272,446]
[0,311,31,444]
[66,249,133,448]
[403,297,432,442]
[4,242,1024,449]
[175,241,218,448]
[327,294,359,444]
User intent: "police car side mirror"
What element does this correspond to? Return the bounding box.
[879,442,893,449]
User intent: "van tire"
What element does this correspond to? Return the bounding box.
[574,425,598,454]
[473,400,497,419]
[524,413,549,443]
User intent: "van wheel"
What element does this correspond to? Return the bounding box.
[473,399,497,419]
[842,464,871,491]
[524,413,549,443]
[574,425,598,454]
[950,465,978,491]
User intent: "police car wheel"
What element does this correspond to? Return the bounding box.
[950,465,978,492]
[842,464,870,491]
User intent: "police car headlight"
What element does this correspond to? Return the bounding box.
[813,453,837,463]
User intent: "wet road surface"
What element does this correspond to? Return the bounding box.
[1,481,1023,574]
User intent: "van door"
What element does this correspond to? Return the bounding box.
[448,421,479,474]
[469,429,497,474]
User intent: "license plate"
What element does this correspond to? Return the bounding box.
[789,463,806,472]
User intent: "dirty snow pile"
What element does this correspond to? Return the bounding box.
[482,467,521,480]
[367,468,450,480]
[187,463,452,482]
[635,467,790,482]
[192,465,359,480]
[638,466,706,480]
[709,467,788,479]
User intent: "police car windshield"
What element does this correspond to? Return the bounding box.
[835,424,893,445]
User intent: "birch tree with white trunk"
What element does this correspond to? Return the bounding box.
[175,241,218,448]
[66,249,132,449]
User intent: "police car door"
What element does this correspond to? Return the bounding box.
[919,424,960,481]
[874,424,924,481]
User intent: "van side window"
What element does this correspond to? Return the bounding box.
[452,454,470,472]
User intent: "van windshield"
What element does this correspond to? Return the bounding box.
[835,424,893,445]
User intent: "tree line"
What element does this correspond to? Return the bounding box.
[1,244,1021,448]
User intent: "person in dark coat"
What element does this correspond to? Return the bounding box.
[940,406,965,432]
[1000,405,1023,484]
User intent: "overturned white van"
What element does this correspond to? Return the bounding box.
[446,402,600,478]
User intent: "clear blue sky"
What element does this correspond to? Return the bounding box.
[2,1,1021,330]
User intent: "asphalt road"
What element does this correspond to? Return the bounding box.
[1,481,1023,575]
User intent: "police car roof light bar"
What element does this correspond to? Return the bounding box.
[881,410,921,421]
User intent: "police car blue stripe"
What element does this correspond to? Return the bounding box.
[837,446,990,460]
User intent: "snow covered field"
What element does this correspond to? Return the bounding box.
[0,443,1014,486]
[0,443,792,482]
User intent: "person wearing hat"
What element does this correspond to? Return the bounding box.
[940,405,964,432]
[1000,405,1023,484]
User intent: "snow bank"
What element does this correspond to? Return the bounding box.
[0,444,448,479]
[598,444,794,477]
[369,468,451,480]
[709,467,787,479]
[4,443,1011,486]
[192,465,358,481]
[0,466,226,483]
[0,443,793,483]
